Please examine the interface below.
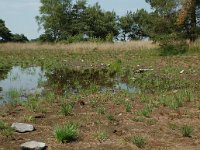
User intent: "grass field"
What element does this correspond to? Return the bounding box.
[0,41,200,149]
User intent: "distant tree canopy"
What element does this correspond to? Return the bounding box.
[36,0,119,42]
[0,19,12,42]
[35,0,200,43]
[142,0,200,42]
[0,19,28,43]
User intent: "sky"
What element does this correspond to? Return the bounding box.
[0,0,150,39]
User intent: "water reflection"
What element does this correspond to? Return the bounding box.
[46,68,138,94]
[0,66,138,105]
[0,66,47,104]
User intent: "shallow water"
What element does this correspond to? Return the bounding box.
[0,66,138,105]
[0,66,47,104]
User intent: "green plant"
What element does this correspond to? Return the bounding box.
[54,122,78,143]
[60,103,73,116]
[46,92,56,104]
[105,113,115,121]
[23,115,36,123]
[184,90,192,102]
[94,130,108,141]
[23,97,40,112]
[0,120,14,137]
[90,99,98,108]
[124,102,132,112]
[181,125,193,137]
[168,123,179,130]
[132,117,145,122]
[96,107,106,115]
[131,135,146,148]
[0,120,6,130]
[137,105,153,118]
[6,88,21,99]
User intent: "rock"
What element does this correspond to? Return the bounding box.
[20,141,46,150]
[11,123,34,133]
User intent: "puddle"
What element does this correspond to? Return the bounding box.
[0,66,138,105]
[0,66,47,104]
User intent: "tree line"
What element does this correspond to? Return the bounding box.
[1,0,200,45]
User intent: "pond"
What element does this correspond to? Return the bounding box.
[0,66,138,105]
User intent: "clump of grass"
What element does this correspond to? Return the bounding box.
[124,101,132,112]
[6,88,21,99]
[105,113,115,121]
[54,122,78,143]
[60,103,73,116]
[94,130,108,142]
[146,119,157,126]
[181,125,193,137]
[168,123,179,130]
[132,117,145,122]
[90,99,98,108]
[0,120,6,130]
[96,107,106,115]
[23,115,36,123]
[131,135,146,148]
[23,96,43,112]
[46,92,56,104]
[137,105,153,118]
[184,90,192,102]
[0,120,14,137]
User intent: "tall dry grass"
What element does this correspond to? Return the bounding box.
[0,41,157,53]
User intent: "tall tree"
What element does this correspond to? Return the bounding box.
[36,0,73,41]
[84,3,118,40]
[178,0,200,42]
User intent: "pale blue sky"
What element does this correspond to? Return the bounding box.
[0,0,150,39]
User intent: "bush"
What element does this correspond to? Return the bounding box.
[158,35,189,56]
[54,122,78,143]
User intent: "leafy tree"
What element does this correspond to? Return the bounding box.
[0,19,12,42]
[36,0,73,41]
[143,0,181,41]
[178,0,200,42]
[119,11,147,41]
[70,0,87,35]
[84,3,118,40]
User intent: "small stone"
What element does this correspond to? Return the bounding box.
[20,141,46,150]
[11,123,34,133]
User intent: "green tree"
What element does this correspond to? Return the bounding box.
[143,0,180,41]
[0,19,12,42]
[84,3,118,40]
[11,34,29,42]
[119,11,146,41]
[178,0,200,42]
[36,0,73,41]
